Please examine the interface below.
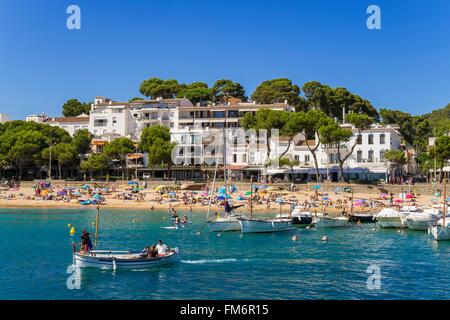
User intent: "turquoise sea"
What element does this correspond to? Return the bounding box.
[0,208,449,300]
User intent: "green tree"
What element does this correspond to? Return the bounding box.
[279,157,300,182]
[80,153,109,179]
[211,79,246,103]
[177,82,212,105]
[431,135,450,181]
[104,137,135,180]
[251,78,300,106]
[300,81,379,120]
[42,143,77,179]
[384,149,406,180]
[129,97,146,102]
[62,99,91,117]
[7,143,39,180]
[139,78,183,99]
[140,126,175,179]
[301,109,334,182]
[72,129,93,155]
[320,113,374,181]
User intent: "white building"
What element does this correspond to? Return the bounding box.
[25,113,47,123]
[44,114,90,136]
[0,114,9,123]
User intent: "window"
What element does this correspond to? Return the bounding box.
[295,155,300,162]
[304,155,310,163]
[94,119,107,127]
[357,135,362,144]
[368,134,374,145]
[112,117,117,126]
[357,150,363,162]
[380,150,385,162]
[368,150,374,163]
[380,134,385,144]
[233,154,237,163]
[329,154,338,164]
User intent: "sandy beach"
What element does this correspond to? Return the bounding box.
[0,181,439,217]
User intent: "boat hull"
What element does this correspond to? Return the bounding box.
[292,215,313,226]
[348,214,375,223]
[206,220,241,232]
[430,225,450,241]
[239,219,293,233]
[377,216,407,228]
[406,218,437,231]
[313,216,349,228]
[73,251,179,269]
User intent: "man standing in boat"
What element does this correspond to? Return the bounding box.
[81,229,93,253]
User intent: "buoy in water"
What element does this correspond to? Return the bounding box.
[195,232,201,235]
[132,219,137,223]
[69,226,76,236]
[291,235,299,241]
[321,235,328,242]
[217,233,221,237]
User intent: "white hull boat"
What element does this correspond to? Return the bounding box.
[206,217,241,232]
[430,219,450,241]
[377,208,408,228]
[73,249,179,270]
[404,209,440,231]
[239,218,293,233]
[313,215,349,228]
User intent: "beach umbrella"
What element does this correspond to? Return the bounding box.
[311,185,321,190]
[93,193,102,200]
[128,181,138,185]
[245,191,252,196]
[217,194,232,200]
[154,185,166,191]
[218,187,226,194]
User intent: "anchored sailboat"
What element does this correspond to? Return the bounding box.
[205,127,242,232]
[430,171,450,240]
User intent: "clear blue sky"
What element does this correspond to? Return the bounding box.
[1,0,449,119]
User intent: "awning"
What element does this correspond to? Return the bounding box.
[127,153,144,160]
[226,165,249,170]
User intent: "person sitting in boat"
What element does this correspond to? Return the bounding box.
[156,240,169,256]
[149,245,158,258]
[140,246,150,258]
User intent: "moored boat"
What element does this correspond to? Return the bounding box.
[239,217,293,233]
[348,212,375,223]
[73,249,179,270]
[313,214,349,228]
[404,209,440,231]
[289,207,314,226]
[376,208,408,228]
[430,219,450,241]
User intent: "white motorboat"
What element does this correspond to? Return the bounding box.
[239,217,293,233]
[430,219,450,241]
[73,249,179,270]
[313,214,349,228]
[288,207,314,227]
[376,208,408,228]
[404,208,441,231]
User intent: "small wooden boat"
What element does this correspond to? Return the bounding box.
[313,215,349,228]
[239,217,293,233]
[73,249,179,270]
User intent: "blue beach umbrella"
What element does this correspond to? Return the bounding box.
[128,181,138,185]
[311,185,321,190]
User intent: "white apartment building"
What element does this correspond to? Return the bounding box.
[44,114,89,136]
[0,113,9,123]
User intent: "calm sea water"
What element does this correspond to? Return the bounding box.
[0,207,449,300]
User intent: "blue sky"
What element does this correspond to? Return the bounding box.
[1,0,449,119]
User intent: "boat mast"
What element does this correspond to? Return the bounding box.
[223,110,228,212]
[443,171,447,226]
[206,132,221,221]
[250,175,254,220]
[94,203,100,249]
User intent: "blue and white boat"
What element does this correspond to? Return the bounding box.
[73,249,179,270]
